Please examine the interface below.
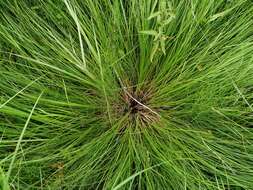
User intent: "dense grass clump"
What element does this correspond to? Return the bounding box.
[1,0,253,189]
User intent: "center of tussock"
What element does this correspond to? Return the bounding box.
[118,85,160,125]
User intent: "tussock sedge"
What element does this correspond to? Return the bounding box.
[0,0,253,189]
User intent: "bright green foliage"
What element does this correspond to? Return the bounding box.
[0,0,253,189]
[0,167,10,190]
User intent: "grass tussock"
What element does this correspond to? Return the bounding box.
[0,0,253,189]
